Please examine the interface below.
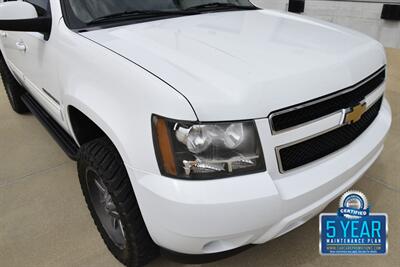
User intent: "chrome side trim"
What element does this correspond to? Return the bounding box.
[42,88,60,105]
[275,95,384,174]
[269,66,386,135]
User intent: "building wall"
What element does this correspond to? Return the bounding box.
[252,0,400,48]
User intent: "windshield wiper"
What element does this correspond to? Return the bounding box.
[88,10,199,25]
[185,3,258,11]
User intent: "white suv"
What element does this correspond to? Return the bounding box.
[0,0,391,266]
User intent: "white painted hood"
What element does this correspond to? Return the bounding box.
[82,10,386,121]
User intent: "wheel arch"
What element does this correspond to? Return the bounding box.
[65,102,131,168]
[68,105,106,146]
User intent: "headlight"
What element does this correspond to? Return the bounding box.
[152,115,266,179]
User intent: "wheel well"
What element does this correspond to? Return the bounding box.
[68,106,106,145]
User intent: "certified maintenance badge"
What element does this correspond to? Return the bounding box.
[319,190,388,255]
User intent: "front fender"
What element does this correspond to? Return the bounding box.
[58,22,197,175]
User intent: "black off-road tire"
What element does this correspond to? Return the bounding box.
[78,137,159,267]
[0,53,29,114]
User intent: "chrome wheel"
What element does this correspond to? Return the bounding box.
[86,169,126,249]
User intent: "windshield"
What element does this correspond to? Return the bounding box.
[63,0,256,29]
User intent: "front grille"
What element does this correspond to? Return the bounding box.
[270,67,385,133]
[277,97,383,172]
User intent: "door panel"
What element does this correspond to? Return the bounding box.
[1,0,68,129]
[19,31,68,129]
[0,30,26,82]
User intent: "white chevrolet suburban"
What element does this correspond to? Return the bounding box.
[0,0,392,266]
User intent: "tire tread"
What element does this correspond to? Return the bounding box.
[78,137,158,267]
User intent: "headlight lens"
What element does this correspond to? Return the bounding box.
[152,115,266,179]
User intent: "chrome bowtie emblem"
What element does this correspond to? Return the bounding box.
[344,102,367,124]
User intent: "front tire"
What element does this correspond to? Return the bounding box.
[78,137,159,266]
[0,53,29,114]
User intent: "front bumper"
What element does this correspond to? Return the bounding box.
[127,98,391,255]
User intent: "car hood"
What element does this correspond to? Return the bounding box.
[81,10,386,121]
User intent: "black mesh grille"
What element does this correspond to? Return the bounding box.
[278,97,383,172]
[271,67,385,132]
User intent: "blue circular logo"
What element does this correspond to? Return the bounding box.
[338,190,369,219]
